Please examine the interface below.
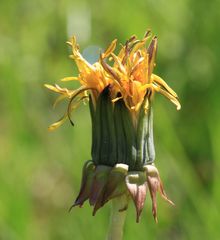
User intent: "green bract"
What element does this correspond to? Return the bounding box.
[90,86,155,170]
[71,86,174,222]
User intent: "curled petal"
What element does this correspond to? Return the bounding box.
[67,87,96,125]
[44,84,73,97]
[112,96,123,103]
[151,74,178,98]
[48,114,68,131]
[153,84,181,110]
[48,93,89,131]
[53,95,67,108]
[68,36,95,74]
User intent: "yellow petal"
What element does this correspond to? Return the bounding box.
[49,93,90,131]
[117,45,126,60]
[130,57,145,75]
[100,54,121,82]
[44,84,60,93]
[139,83,152,91]
[102,39,117,58]
[112,96,123,103]
[61,77,79,82]
[66,36,77,47]
[153,84,181,110]
[143,97,149,113]
[129,39,147,58]
[48,114,68,131]
[44,84,73,96]
[67,93,90,126]
[152,74,177,98]
[111,53,127,75]
[68,36,94,74]
[53,95,67,108]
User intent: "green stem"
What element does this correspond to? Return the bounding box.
[107,195,128,240]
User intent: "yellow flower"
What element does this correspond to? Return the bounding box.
[100,32,180,112]
[45,31,180,130]
[44,36,115,130]
[45,31,181,222]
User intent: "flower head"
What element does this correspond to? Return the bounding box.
[45,31,180,222]
[45,31,180,130]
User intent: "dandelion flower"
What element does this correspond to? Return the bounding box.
[45,30,180,229]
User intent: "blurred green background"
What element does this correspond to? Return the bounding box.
[1,0,219,239]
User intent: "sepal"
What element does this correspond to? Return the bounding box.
[144,164,174,222]
[103,164,128,204]
[70,160,95,210]
[125,171,148,222]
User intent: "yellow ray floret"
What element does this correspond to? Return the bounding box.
[45,31,181,130]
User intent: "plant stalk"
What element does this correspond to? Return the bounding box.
[107,195,128,240]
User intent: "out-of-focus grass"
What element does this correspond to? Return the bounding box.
[0,0,220,239]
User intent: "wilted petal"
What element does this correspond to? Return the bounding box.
[147,36,157,80]
[144,29,151,38]
[125,172,148,222]
[100,54,121,82]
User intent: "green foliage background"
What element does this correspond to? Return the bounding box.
[0,0,219,239]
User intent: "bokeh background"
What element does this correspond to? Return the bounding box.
[1,0,220,239]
